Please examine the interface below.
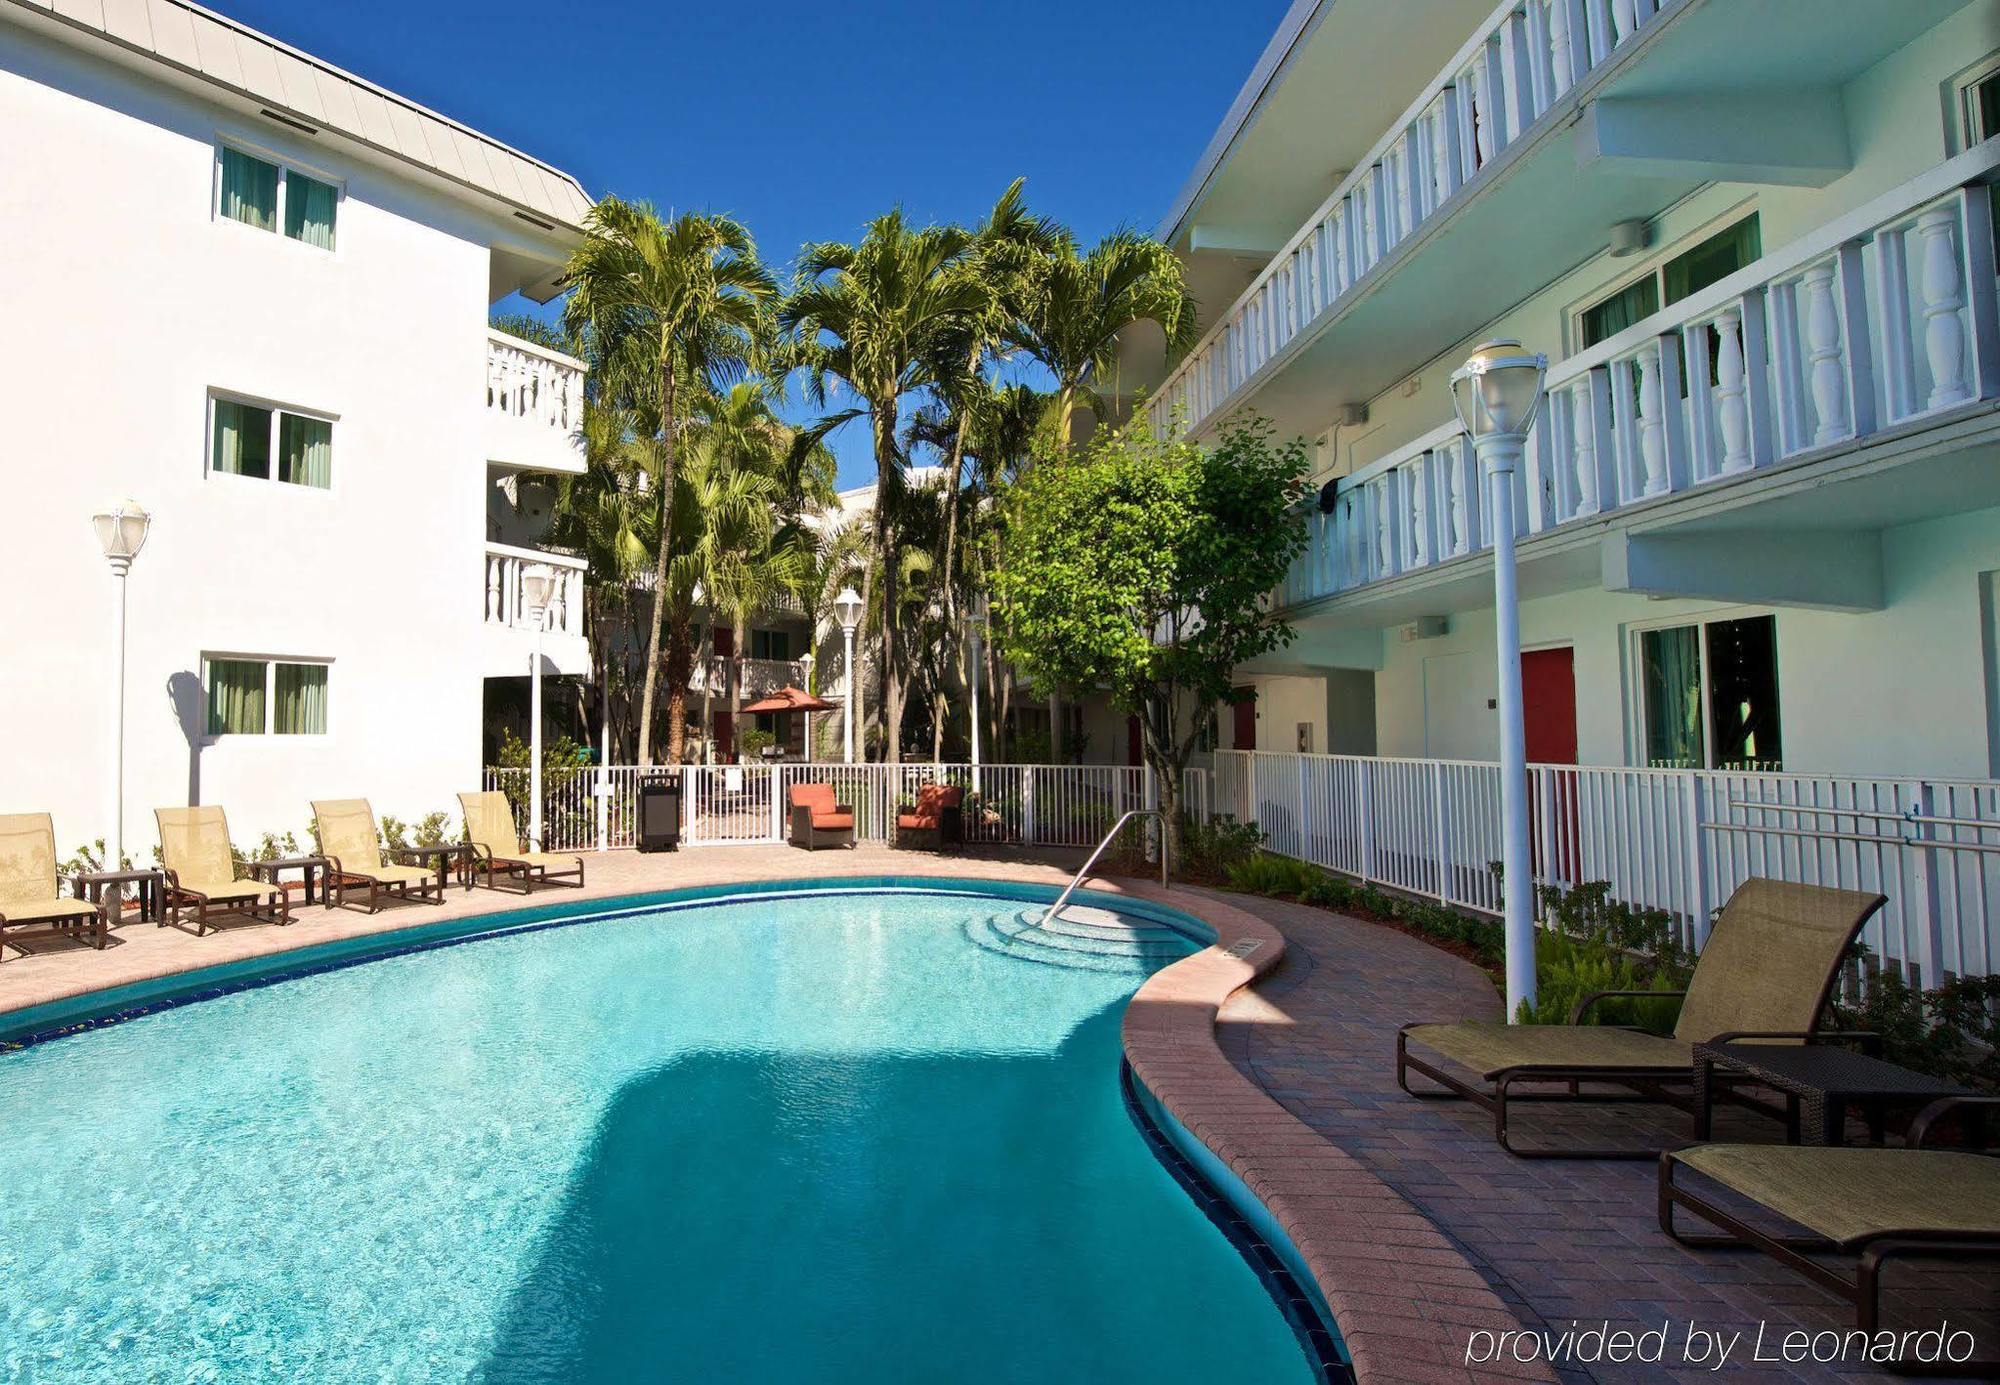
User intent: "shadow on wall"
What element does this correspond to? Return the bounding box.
[166,670,204,807]
[471,1000,1295,1383]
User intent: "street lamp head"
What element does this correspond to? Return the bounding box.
[92,499,151,573]
[963,593,990,632]
[833,586,863,633]
[1449,339,1548,440]
[521,564,558,625]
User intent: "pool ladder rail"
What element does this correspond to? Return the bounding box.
[1038,808,1168,928]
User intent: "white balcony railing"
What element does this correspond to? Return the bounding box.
[1151,0,1675,437]
[1211,749,2000,984]
[1279,149,2000,608]
[483,542,587,639]
[688,656,810,699]
[485,330,586,471]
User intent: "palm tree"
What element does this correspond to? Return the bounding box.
[1010,229,1198,445]
[562,199,775,766]
[780,211,983,762]
[661,381,818,762]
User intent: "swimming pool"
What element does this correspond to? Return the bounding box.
[0,883,1325,1382]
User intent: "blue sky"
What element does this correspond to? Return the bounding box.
[222,0,1287,484]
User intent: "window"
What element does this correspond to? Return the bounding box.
[1636,614,1781,770]
[750,629,791,661]
[205,657,329,736]
[210,396,332,489]
[1578,215,1762,349]
[216,144,337,249]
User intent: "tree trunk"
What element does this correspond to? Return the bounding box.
[635,366,681,767]
[663,615,692,763]
[873,405,903,764]
[1055,384,1075,449]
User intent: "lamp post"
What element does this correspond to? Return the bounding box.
[799,651,815,761]
[1449,339,1548,1021]
[834,587,863,764]
[521,564,558,848]
[964,595,988,793]
[92,500,150,873]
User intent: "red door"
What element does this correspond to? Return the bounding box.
[1521,647,1579,883]
[1126,715,1143,766]
[711,625,735,760]
[1231,687,1257,751]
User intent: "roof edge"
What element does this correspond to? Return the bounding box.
[1156,0,1329,247]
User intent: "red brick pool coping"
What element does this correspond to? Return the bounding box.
[0,848,1552,1383]
[1118,884,1556,1385]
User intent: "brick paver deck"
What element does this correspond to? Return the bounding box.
[1205,889,1998,1384]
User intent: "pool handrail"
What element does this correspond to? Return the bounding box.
[1039,808,1168,926]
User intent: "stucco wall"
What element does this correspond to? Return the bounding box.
[0,26,516,849]
[1366,506,2000,779]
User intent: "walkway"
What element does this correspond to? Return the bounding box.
[1208,889,1996,1384]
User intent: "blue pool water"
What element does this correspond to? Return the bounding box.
[0,887,1320,1383]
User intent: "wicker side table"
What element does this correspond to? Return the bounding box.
[1694,1040,1974,1146]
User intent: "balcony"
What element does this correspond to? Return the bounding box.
[1147,0,1965,443]
[1277,147,2000,619]
[481,542,590,676]
[688,656,813,700]
[485,329,586,474]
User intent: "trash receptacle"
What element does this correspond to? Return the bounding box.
[638,773,682,852]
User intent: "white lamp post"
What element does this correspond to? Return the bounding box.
[92,500,150,874]
[521,564,558,848]
[834,586,863,764]
[964,595,988,793]
[799,650,815,761]
[1449,339,1548,1021]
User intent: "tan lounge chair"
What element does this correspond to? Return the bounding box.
[457,791,584,893]
[156,806,291,934]
[0,812,108,959]
[311,799,446,913]
[1397,877,1887,1157]
[1661,1096,2000,1361]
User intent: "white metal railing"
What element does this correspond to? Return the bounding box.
[1276,145,2000,609]
[1151,0,1676,437]
[483,543,587,638]
[483,762,1161,854]
[485,330,583,436]
[1210,750,2000,983]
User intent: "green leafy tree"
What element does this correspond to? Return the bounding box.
[995,417,1308,864]
[562,199,775,766]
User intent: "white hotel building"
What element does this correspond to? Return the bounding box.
[1111,0,2000,976]
[0,0,592,846]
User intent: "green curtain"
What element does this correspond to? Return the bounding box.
[1663,216,1761,306]
[207,660,267,735]
[279,413,332,488]
[219,148,278,230]
[1581,276,1659,348]
[1640,626,1704,768]
[213,401,272,479]
[284,172,337,250]
[273,664,327,735]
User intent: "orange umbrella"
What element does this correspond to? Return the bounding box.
[738,685,836,714]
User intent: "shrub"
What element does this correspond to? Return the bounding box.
[1835,968,2000,1092]
[1178,815,1264,879]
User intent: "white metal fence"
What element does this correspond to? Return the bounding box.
[484,762,1185,855]
[1210,750,2000,983]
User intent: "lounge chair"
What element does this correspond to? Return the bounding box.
[457,791,585,893]
[894,784,963,851]
[156,805,291,934]
[1660,1096,2000,1362]
[788,783,855,850]
[1397,878,1887,1158]
[0,812,109,959]
[311,799,446,913]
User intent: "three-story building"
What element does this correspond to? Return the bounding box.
[0,0,590,844]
